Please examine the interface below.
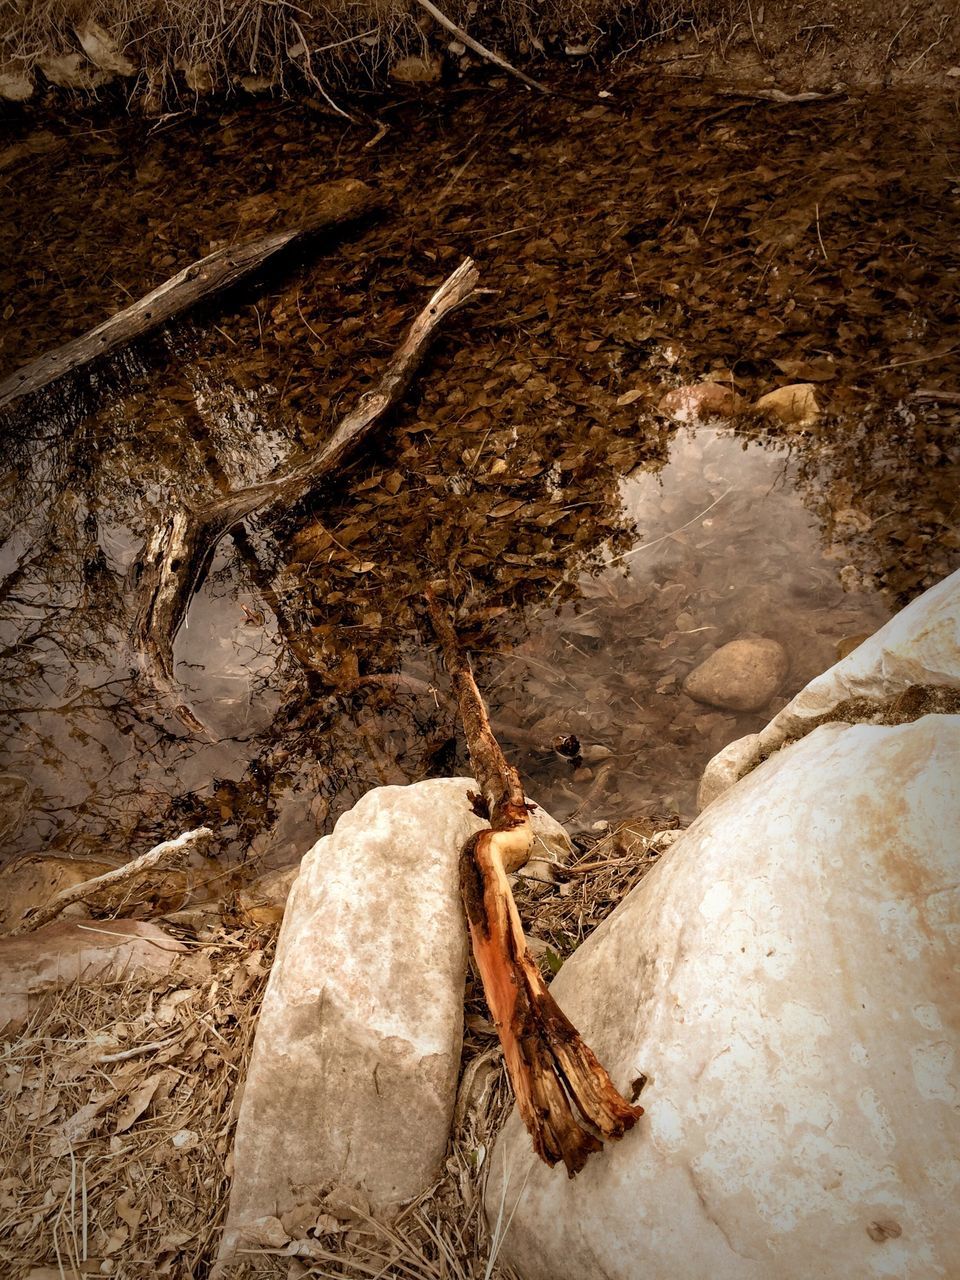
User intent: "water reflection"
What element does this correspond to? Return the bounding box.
[0,385,926,873]
[493,429,891,825]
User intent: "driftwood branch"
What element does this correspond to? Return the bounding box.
[425,589,641,1175]
[0,179,381,411]
[16,827,213,934]
[413,0,553,96]
[131,257,480,729]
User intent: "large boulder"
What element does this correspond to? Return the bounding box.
[486,714,960,1279]
[218,778,570,1269]
[698,567,960,809]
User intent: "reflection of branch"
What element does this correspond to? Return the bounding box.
[130,259,479,728]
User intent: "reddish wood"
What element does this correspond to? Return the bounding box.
[426,589,641,1175]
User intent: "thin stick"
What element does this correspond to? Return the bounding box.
[815,202,828,260]
[0,180,380,411]
[412,0,553,96]
[16,827,212,933]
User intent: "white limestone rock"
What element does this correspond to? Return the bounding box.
[697,568,960,808]
[695,731,759,811]
[218,778,570,1268]
[486,715,960,1280]
[683,636,789,712]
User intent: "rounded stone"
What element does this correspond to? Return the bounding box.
[696,732,760,811]
[658,381,746,424]
[683,637,789,712]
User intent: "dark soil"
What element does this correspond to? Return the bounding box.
[0,72,957,869]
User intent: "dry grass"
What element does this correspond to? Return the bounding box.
[0,0,696,107]
[0,925,275,1278]
[0,816,670,1279]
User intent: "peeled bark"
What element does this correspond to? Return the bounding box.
[426,589,641,1175]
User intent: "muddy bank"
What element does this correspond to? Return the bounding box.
[0,75,957,870]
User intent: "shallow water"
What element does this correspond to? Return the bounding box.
[488,427,891,825]
[0,408,898,864]
[1,78,957,868]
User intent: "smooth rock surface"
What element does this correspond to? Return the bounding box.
[0,920,193,1033]
[754,382,820,426]
[218,778,570,1268]
[658,381,746,423]
[487,716,960,1280]
[683,636,789,711]
[695,731,759,811]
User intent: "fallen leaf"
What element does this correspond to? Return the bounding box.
[615,388,645,406]
[489,499,526,519]
[114,1073,165,1134]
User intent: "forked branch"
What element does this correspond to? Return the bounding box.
[131,258,480,729]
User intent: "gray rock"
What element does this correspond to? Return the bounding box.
[217,778,570,1269]
[486,715,960,1280]
[683,637,789,712]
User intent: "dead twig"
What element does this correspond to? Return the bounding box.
[0,179,381,411]
[131,257,480,730]
[911,387,960,404]
[425,587,641,1176]
[16,827,213,933]
[413,0,553,96]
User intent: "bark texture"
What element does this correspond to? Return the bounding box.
[426,589,641,1175]
[0,179,381,410]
